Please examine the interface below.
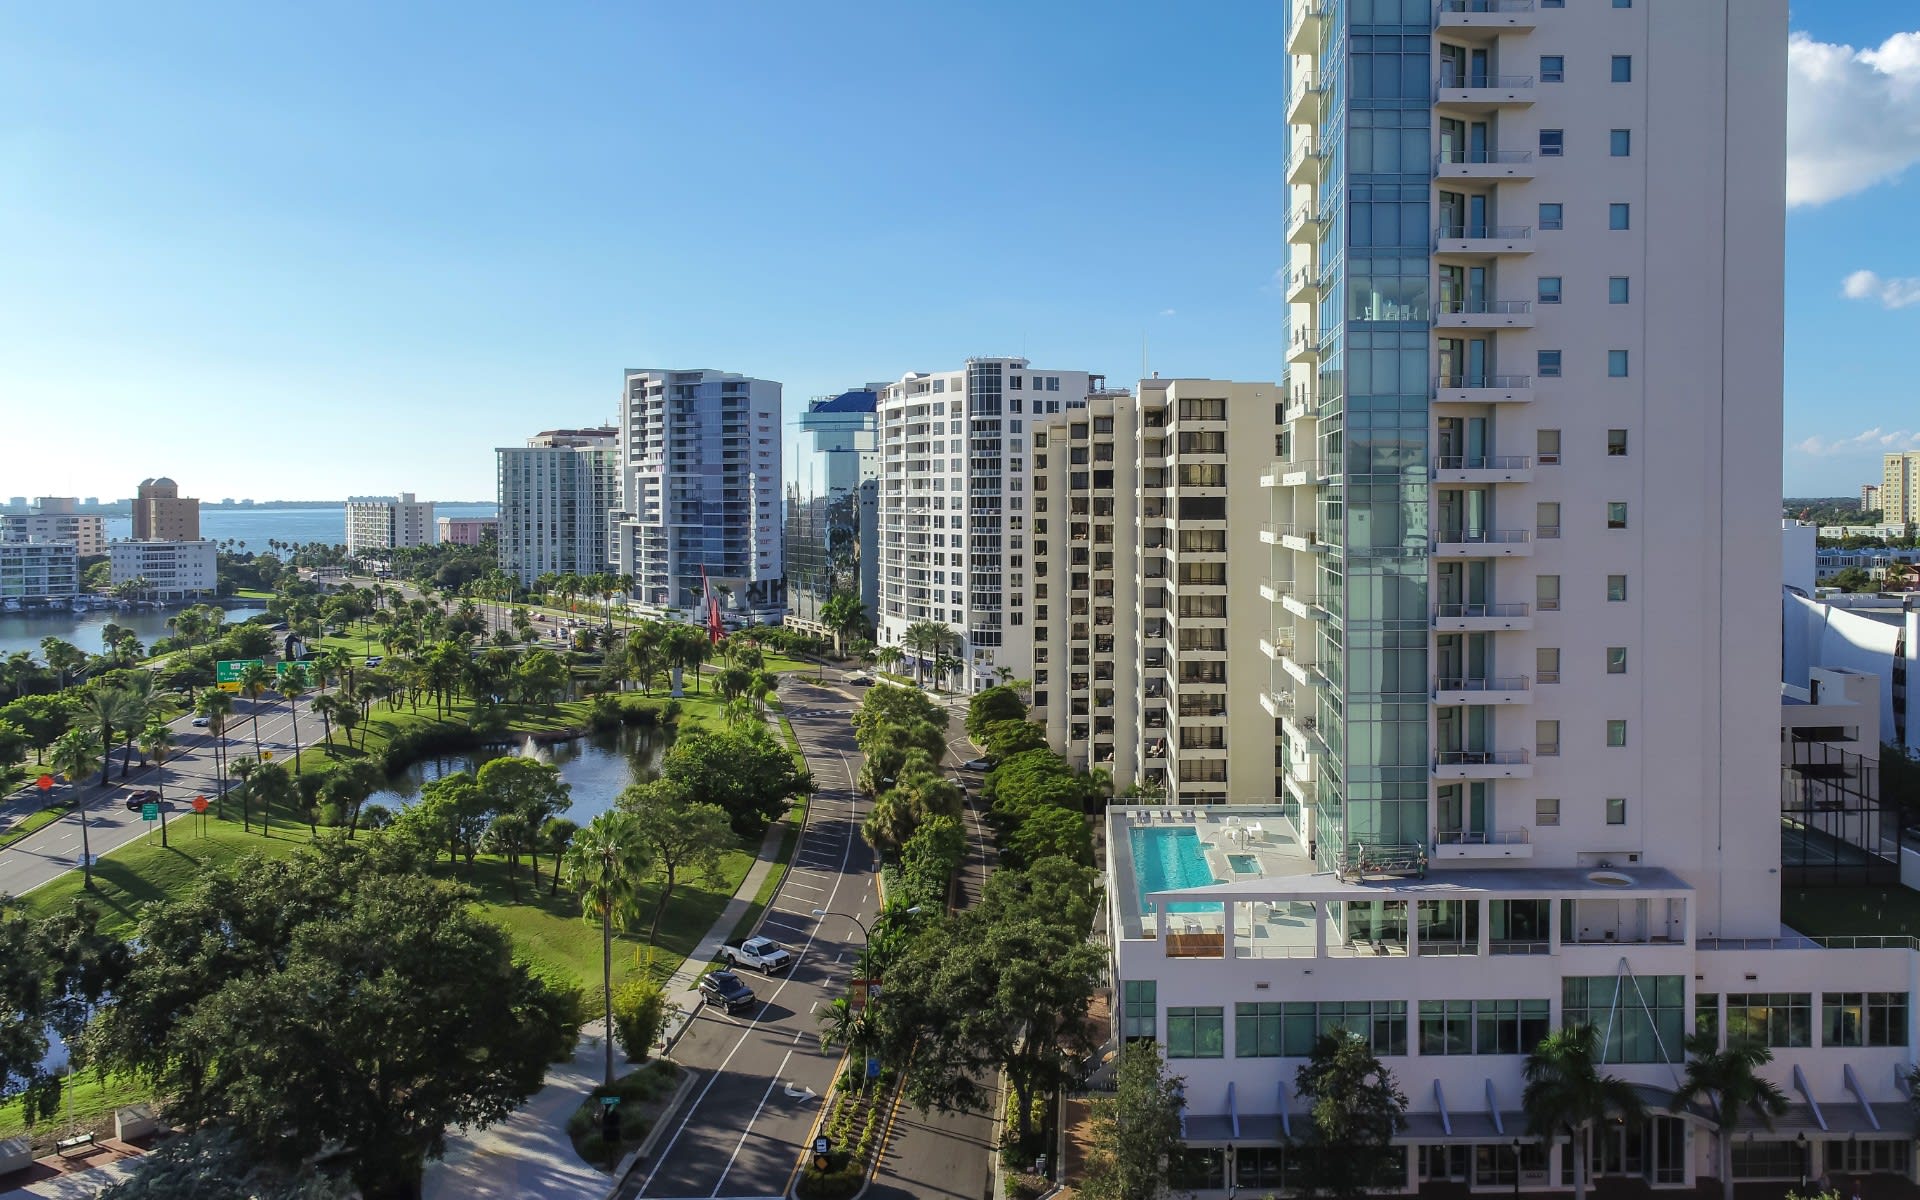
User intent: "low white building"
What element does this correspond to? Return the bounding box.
[0,542,79,601]
[1105,804,1919,1196]
[345,493,436,556]
[109,539,217,600]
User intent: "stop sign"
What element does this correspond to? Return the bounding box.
[36,774,53,791]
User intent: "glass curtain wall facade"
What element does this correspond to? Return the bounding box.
[1290,0,1433,873]
[785,389,879,634]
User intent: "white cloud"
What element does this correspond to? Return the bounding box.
[1158,308,1176,317]
[1788,30,1920,206]
[1793,428,1920,457]
[1842,268,1920,309]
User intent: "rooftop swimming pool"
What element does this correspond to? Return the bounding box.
[1129,825,1223,914]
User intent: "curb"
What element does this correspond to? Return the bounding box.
[604,1064,700,1199]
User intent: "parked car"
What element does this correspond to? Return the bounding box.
[364,656,384,667]
[844,672,874,686]
[961,758,993,772]
[123,790,160,811]
[698,970,758,1014]
[720,936,793,973]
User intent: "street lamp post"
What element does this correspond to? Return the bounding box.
[810,905,921,950]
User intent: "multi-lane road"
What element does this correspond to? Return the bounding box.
[625,672,996,1200]
[0,690,320,897]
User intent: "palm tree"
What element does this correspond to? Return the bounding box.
[1523,1024,1648,1200]
[78,685,137,788]
[874,645,904,677]
[565,811,650,1088]
[816,997,882,1092]
[239,662,272,759]
[1672,1033,1790,1200]
[198,691,235,817]
[665,624,711,697]
[230,755,258,832]
[40,637,84,688]
[819,593,870,660]
[276,664,310,774]
[902,620,955,688]
[113,673,155,779]
[542,817,580,895]
[48,730,102,891]
[139,716,176,848]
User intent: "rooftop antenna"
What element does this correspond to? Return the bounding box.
[1142,331,1149,382]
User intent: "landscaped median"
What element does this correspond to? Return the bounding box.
[0,803,65,851]
[795,1057,905,1200]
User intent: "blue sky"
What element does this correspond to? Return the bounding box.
[0,3,1914,502]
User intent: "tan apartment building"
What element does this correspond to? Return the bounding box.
[132,477,200,541]
[1882,453,1920,524]
[1028,378,1280,804]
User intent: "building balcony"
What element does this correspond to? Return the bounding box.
[1286,205,1326,246]
[1281,459,1330,487]
[1432,675,1532,705]
[1435,73,1536,110]
[1281,593,1327,621]
[1259,631,1291,660]
[1280,648,1317,688]
[1259,523,1282,546]
[1288,0,1327,53]
[1283,262,1318,304]
[1259,689,1294,718]
[1259,579,1290,602]
[1287,76,1328,125]
[1436,224,1534,255]
[1435,299,1535,330]
[1432,529,1530,557]
[1432,602,1531,631]
[1434,0,1536,36]
[1432,829,1535,861]
[1432,455,1533,483]
[1288,325,1321,364]
[1433,749,1533,780]
[1435,149,1534,181]
[1434,374,1533,404]
[1286,140,1326,186]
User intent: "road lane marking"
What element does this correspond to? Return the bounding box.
[637,751,860,1198]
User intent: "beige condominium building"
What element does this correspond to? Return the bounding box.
[1029,379,1280,802]
[3,497,106,556]
[1881,453,1920,524]
[132,477,200,542]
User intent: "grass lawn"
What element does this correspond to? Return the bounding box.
[0,804,70,851]
[0,1070,146,1142]
[1782,886,1920,938]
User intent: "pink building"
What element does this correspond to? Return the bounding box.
[437,516,499,546]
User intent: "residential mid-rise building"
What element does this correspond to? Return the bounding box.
[1881,455,1920,524]
[436,516,500,546]
[496,427,621,586]
[131,477,200,541]
[876,359,1098,691]
[345,493,436,556]
[785,388,882,640]
[3,497,106,556]
[1092,5,1920,1197]
[611,370,784,623]
[1862,483,1881,517]
[0,542,79,602]
[1028,380,1280,800]
[109,539,217,600]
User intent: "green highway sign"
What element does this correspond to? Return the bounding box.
[276,661,311,681]
[141,803,159,822]
[215,659,265,692]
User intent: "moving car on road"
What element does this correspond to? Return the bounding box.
[698,970,758,1014]
[719,936,793,973]
[123,790,160,812]
[960,758,992,772]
